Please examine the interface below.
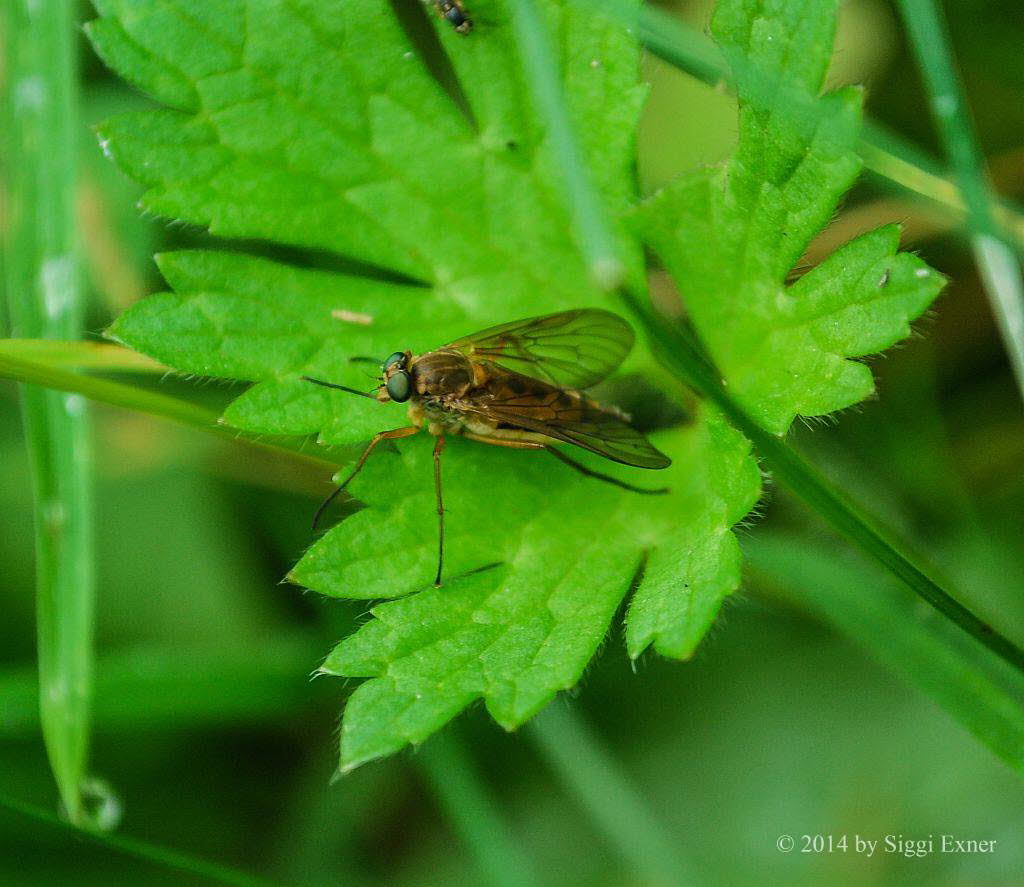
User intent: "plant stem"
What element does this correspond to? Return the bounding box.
[0,338,167,371]
[624,293,1024,677]
[0,793,274,887]
[418,730,538,887]
[896,0,1024,403]
[0,347,337,472]
[529,704,696,885]
[2,0,94,825]
[508,0,624,289]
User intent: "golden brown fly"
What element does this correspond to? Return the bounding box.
[303,309,671,587]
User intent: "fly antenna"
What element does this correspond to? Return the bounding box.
[301,376,376,399]
[348,356,381,366]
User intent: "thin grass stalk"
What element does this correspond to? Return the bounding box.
[897,0,1024,402]
[0,347,337,471]
[2,0,95,824]
[508,0,625,289]
[418,730,539,887]
[0,793,273,887]
[529,704,696,885]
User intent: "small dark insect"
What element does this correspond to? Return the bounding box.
[303,309,671,587]
[432,0,472,34]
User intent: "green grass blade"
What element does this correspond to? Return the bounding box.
[974,234,1024,390]
[745,534,1024,774]
[897,0,1024,401]
[508,0,624,289]
[2,0,94,825]
[0,639,320,737]
[0,793,275,887]
[0,346,337,471]
[529,705,696,885]
[417,730,539,887]
[0,339,168,371]
[623,293,1024,678]
[578,0,1024,256]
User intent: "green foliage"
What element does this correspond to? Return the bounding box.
[633,0,945,435]
[88,0,940,768]
[4,0,95,825]
[746,533,1024,774]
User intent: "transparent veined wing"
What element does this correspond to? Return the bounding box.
[443,309,634,390]
[465,372,671,469]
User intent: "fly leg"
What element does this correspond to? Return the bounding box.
[462,432,546,451]
[545,447,669,495]
[462,431,668,495]
[433,436,446,587]
[313,426,420,529]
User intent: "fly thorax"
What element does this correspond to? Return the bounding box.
[412,350,475,397]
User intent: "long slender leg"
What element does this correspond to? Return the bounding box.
[433,435,446,587]
[464,431,669,495]
[545,446,669,495]
[313,426,420,529]
[462,431,545,451]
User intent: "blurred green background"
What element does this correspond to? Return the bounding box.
[2,0,1024,884]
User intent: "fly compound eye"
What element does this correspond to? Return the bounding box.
[383,352,406,372]
[386,371,411,403]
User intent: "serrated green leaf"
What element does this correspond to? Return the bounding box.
[88,0,942,769]
[631,0,946,435]
[92,0,762,766]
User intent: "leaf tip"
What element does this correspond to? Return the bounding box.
[625,638,647,661]
[338,737,388,775]
[335,758,366,778]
